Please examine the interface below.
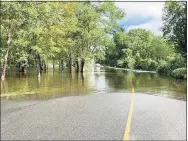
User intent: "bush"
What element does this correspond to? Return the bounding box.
[148,59,158,70]
[127,58,136,69]
[157,56,185,75]
[117,59,124,68]
[168,55,185,70]
[137,59,158,71]
[157,61,171,75]
[171,68,187,79]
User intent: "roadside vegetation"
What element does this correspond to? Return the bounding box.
[103,1,187,79]
[0,1,187,80]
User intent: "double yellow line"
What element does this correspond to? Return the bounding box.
[123,80,135,140]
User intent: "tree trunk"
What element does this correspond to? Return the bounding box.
[59,59,64,72]
[68,53,72,73]
[43,61,47,73]
[18,61,26,72]
[20,66,25,72]
[61,59,64,72]
[68,59,72,73]
[75,58,79,72]
[81,72,84,87]
[1,49,9,80]
[1,32,11,81]
[39,57,43,73]
[80,58,85,73]
[36,54,42,78]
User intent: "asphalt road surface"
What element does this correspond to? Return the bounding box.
[1,93,186,140]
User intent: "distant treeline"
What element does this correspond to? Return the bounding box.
[103,1,187,79]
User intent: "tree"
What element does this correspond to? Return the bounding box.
[0,1,125,78]
[162,1,187,60]
[75,2,124,72]
[104,28,176,71]
[1,2,27,80]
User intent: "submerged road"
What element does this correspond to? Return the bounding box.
[1,93,186,140]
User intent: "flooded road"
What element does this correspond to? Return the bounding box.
[1,67,186,140]
[1,67,186,101]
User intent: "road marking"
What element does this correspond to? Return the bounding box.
[123,81,135,141]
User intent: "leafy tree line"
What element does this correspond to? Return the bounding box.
[103,28,176,69]
[103,1,187,79]
[161,1,187,79]
[0,1,124,80]
[162,1,187,60]
[0,1,186,80]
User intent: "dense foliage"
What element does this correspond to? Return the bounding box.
[103,1,187,79]
[162,1,187,60]
[104,28,176,70]
[0,2,124,80]
[0,1,186,80]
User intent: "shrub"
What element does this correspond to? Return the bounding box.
[127,58,136,69]
[157,61,171,75]
[137,59,158,71]
[148,59,158,71]
[117,59,124,68]
[171,67,187,79]
[157,56,185,75]
[169,55,185,70]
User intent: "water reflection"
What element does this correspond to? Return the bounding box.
[1,67,186,101]
[95,72,106,93]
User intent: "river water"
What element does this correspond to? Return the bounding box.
[1,67,186,101]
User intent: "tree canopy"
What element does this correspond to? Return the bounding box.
[0,1,124,79]
[0,1,186,80]
[162,1,187,60]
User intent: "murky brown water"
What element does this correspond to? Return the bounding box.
[1,67,186,101]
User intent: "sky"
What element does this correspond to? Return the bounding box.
[115,1,165,35]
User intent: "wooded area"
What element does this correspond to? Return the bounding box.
[0,1,187,80]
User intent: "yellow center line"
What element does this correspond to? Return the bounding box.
[123,82,135,141]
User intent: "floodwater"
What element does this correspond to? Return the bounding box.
[1,67,186,101]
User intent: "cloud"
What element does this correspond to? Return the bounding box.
[115,1,165,35]
[127,19,163,35]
